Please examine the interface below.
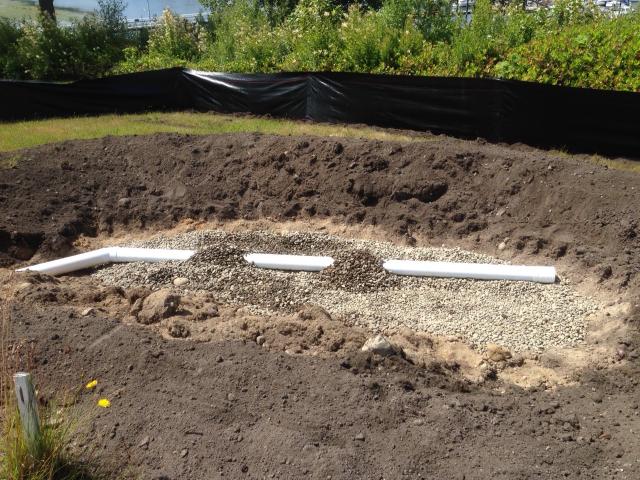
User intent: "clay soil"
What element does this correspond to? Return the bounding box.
[1,131,640,479]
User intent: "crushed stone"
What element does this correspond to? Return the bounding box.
[93,230,598,352]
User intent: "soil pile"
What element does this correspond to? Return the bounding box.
[1,132,638,294]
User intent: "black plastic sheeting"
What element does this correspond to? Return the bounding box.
[1,68,638,158]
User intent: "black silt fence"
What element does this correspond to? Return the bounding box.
[1,68,638,158]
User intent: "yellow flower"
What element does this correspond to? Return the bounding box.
[97,398,111,408]
[85,380,98,390]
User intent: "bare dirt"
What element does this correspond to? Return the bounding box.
[1,131,640,479]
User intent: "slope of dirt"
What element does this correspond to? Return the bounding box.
[4,274,640,480]
[1,132,638,293]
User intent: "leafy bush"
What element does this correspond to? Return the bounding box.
[206,0,287,71]
[147,9,205,61]
[0,19,20,75]
[279,0,342,70]
[336,6,424,72]
[380,0,455,42]
[1,0,128,80]
[2,0,640,92]
[493,11,640,91]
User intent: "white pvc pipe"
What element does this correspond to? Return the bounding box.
[383,260,556,284]
[16,247,195,276]
[110,247,195,263]
[244,253,334,272]
[15,248,113,276]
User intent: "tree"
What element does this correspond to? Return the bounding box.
[38,0,56,20]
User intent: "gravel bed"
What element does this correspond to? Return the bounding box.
[93,230,598,352]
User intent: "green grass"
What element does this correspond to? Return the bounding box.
[0,111,427,153]
[0,0,87,21]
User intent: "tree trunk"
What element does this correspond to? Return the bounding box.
[38,0,56,20]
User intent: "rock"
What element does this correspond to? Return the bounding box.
[256,335,266,346]
[479,363,497,381]
[168,322,190,338]
[297,304,332,322]
[180,448,188,458]
[130,297,144,317]
[16,282,32,291]
[138,436,150,448]
[507,354,525,368]
[173,277,189,287]
[81,307,94,316]
[216,355,224,363]
[137,289,180,325]
[498,241,507,251]
[361,334,401,357]
[354,433,365,441]
[117,197,131,208]
[126,287,152,304]
[485,344,512,363]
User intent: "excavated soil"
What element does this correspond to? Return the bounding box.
[1,131,640,479]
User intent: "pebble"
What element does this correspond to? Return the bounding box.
[93,230,598,352]
[361,335,400,356]
[81,307,95,316]
[138,436,150,448]
[173,277,189,287]
[354,433,365,441]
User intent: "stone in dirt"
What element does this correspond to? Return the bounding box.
[361,334,402,357]
[81,307,95,316]
[168,322,190,338]
[137,289,181,325]
[296,304,332,322]
[485,344,512,363]
[173,277,189,287]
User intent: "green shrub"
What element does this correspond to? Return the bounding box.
[336,6,424,72]
[380,0,456,43]
[494,12,640,91]
[204,0,287,72]
[1,0,128,80]
[0,19,20,75]
[147,9,205,61]
[279,0,342,70]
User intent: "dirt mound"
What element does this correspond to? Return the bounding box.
[1,132,639,294]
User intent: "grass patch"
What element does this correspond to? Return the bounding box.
[0,111,428,153]
[0,154,21,169]
[0,283,101,480]
[550,149,640,174]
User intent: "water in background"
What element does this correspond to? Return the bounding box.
[24,0,205,18]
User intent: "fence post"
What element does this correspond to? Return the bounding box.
[13,372,41,454]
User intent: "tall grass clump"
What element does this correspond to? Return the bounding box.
[0,282,96,480]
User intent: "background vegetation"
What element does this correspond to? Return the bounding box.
[0,0,639,91]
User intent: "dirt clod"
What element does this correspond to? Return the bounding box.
[136,289,180,325]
